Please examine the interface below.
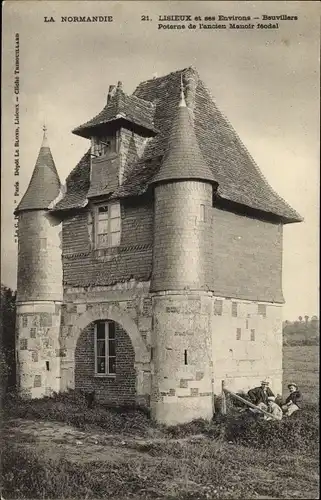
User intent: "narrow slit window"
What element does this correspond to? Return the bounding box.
[46,361,50,371]
[232,302,238,318]
[258,304,267,318]
[40,238,47,250]
[200,204,205,222]
[184,350,188,365]
[236,328,241,340]
[214,299,223,316]
[250,329,255,341]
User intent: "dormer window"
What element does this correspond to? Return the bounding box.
[91,135,116,158]
[95,202,121,248]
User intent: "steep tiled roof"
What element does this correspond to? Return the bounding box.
[15,131,61,213]
[72,86,157,139]
[151,88,216,185]
[53,150,91,211]
[56,67,302,223]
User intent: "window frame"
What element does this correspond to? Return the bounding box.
[258,304,267,318]
[91,135,115,158]
[94,321,116,377]
[94,202,121,249]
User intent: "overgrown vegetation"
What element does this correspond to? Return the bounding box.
[2,389,319,499]
[0,284,16,396]
[4,390,152,436]
[1,287,319,499]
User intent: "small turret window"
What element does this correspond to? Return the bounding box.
[200,204,206,222]
[91,135,115,158]
[95,202,121,248]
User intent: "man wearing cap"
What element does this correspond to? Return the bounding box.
[248,380,275,408]
[282,383,302,416]
[265,396,283,421]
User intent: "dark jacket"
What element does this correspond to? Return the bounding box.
[248,386,274,406]
[285,390,302,408]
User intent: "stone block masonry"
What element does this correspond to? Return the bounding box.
[151,292,214,425]
[210,296,283,396]
[59,281,152,406]
[16,301,62,398]
[17,211,62,302]
[152,181,213,292]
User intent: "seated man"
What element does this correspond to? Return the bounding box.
[265,396,283,421]
[248,380,275,407]
[282,383,302,416]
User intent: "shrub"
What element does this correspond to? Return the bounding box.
[4,390,152,436]
[223,405,319,452]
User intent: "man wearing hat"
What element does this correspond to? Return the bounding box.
[248,379,275,409]
[282,383,302,416]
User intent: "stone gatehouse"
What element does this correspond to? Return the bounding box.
[14,67,302,424]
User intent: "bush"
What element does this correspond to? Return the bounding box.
[222,405,319,452]
[4,390,152,436]
[4,390,319,455]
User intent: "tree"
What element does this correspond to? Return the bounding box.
[0,284,16,393]
[298,316,303,323]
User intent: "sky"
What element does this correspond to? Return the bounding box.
[2,0,320,320]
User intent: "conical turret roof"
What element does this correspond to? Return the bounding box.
[15,126,61,213]
[151,82,216,186]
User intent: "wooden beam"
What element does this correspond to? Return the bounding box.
[221,380,227,415]
[224,387,280,421]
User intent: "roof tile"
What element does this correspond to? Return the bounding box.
[15,133,61,213]
[72,87,157,138]
[55,67,302,223]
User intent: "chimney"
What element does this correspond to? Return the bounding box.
[107,85,116,103]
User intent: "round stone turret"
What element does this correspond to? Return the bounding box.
[15,127,63,399]
[150,83,216,292]
[150,81,215,424]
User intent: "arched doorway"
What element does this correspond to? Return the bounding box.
[75,319,136,405]
[69,303,151,406]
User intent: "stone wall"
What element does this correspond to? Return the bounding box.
[151,292,213,424]
[16,209,63,398]
[59,281,152,405]
[16,301,62,398]
[17,211,62,302]
[211,297,283,396]
[152,181,213,291]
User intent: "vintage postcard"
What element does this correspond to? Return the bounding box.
[1,1,319,499]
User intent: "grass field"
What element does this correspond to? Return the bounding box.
[1,345,319,500]
[283,345,319,403]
